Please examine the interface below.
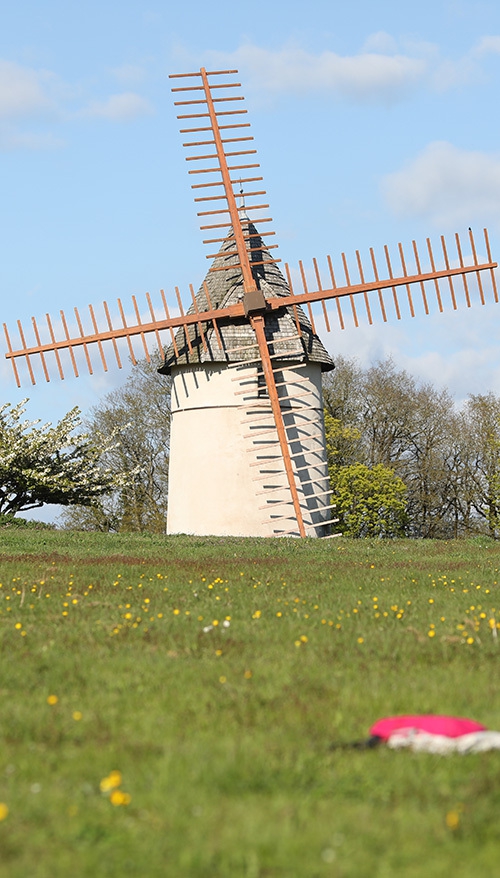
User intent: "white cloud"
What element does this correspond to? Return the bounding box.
[205,34,500,105]
[471,35,500,57]
[382,141,500,227]
[0,60,66,151]
[0,60,56,119]
[0,58,154,147]
[361,32,399,54]
[206,44,427,104]
[431,34,500,89]
[82,92,154,121]
[326,300,500,404]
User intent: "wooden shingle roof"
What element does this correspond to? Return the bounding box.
[159,220,334,374]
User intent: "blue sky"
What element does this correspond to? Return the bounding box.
[2,0,500,517]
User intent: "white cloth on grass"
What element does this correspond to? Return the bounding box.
[387,729,500,754]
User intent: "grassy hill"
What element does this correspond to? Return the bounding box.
[0,529,499,876]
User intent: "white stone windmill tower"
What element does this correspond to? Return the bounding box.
[3,67,498,538]
[160,216,335,537]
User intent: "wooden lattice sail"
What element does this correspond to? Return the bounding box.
[3,67,499,537]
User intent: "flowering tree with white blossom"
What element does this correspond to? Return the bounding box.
[0,400,124,516]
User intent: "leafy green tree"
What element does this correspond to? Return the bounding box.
[331,462,408,538]
[0,400,120,517]
[60,355,171,533]
[324,412,364,475]
[323,356,473,538]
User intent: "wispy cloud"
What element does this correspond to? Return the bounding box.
[471,35,500,57]
[0,60,57,119]
[0,59,65,151]
[327,302,500,404]
[81,92,154,121]
[206,44,427,104]
[429,33,500,89]
[206,34,500,104]
[382,141,500,227]
[0,57,155,149]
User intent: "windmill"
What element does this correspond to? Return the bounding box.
[3,67,498,538]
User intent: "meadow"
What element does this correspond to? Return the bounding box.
[0,528,500,877]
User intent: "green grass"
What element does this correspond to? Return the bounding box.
[1,530,500,877]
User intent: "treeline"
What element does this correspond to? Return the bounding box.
[61,356,170,533]
[323,356,500,539]
[56,353,500,538]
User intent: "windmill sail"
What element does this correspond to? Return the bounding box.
[4,226,497,388]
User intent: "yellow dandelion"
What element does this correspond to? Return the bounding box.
[357,637,364,644]
[445,810,460,830]
[47,694,58,705]
[428,630,436,638]
[0,804,8,821]
[100,770,122,792]
[72,711,83,721]
[110,789,131,806]
[219,675,227,684]
[244,670,252,679]
[14,622,22,630]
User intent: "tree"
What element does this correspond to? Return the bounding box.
[60,355,171,533]
[331,462,408,538]
[324,412,364,476]
[396,382,458,538]
[322,355,365,426]
[322,355,500,539]
[0,400,121,517]
[461,393,500,537]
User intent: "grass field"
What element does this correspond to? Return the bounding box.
[1,528,500,877]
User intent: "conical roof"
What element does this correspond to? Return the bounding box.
[159,220,334,374]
